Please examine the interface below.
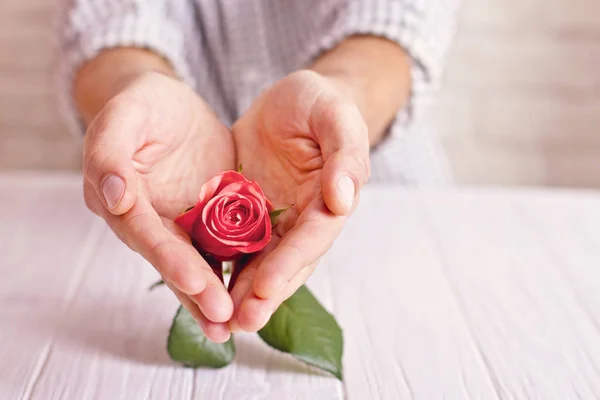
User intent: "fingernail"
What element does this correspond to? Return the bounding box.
[337,175,355,211]
[102,175,125,210]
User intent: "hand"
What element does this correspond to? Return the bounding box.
[229,70,370,332]
[82,72,235,342]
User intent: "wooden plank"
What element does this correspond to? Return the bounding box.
[3,175,600,399]
[0,174,340,399]
[0,173,102,400]
[327,188,499,399]
[187,265,342,400]
[524,191,600,324]
[26,230,195,400]
[419,189,600,399]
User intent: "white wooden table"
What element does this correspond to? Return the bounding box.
[2,172,600,400]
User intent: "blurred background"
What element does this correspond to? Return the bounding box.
[0,0,598,187]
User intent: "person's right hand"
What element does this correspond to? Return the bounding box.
[82,72,235,342]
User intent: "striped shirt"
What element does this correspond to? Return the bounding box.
[59,0,459,184]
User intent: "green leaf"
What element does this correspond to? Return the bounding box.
[148,279,165,291]
[269,205,292,227]
[237,164,243,173]
[258,285,343,380]
[167,306,236,368]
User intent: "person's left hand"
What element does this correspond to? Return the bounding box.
[228,70,370,332]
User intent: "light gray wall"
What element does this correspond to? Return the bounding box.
[0,0,81,170]
[436,0,600,187]
[1,0,599,187]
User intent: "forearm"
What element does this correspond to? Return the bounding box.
[310,35,411,146]
[73,47,175,125]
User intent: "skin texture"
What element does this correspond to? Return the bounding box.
[227,70,369,332]
[228,36,411,332]
[73,35,410,340]
[310,35,411,145]
[76,51,237,343]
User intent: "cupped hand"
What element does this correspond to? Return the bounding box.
[82,72,235,342]
[229,70,370,332]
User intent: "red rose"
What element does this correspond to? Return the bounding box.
[175,171,273,260]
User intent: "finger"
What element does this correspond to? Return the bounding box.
[228,264,257,333]
[168,283,231,343]
[227,239,280,333]
[321,147,369,215]
[252,196,345,299]
[309,91,370,215]
[93,194,233,323]
[158,219,233,323]
[123,202,233,323]
[82,96,145,216]
[83,179,102,216]
[236,262,317,332]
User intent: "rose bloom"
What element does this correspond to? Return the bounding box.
[175,171,273,260]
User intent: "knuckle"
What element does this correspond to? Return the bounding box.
[82,97,145,181]
[132,70,170,88]
[82,147,107,181]
[352,147,371,184]
[82,184,99,214]
[149,241,188,285]
[108,224,130,248]
[320,97,345,125]
[288,69,321,83]
[119,212,159,246]
[149,241,207,295]
[106,93,149,123]
[337,146,370,185]
[316,95,365,138]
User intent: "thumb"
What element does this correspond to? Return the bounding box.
[310,91,370,216]
[321,147,370,215]
[82,97,143,216]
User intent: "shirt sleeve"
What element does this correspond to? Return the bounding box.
[57,0,199,136]
[315,0,460,129]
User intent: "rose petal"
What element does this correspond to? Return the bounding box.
[174,205,204,235]
[247,193,262,216]
[214,196,254,234]
[193,195,228,249]
[200,194,256,244]
[241,218,267,241]
[181,171,273,259]
[198,171,247,205]
[231,215,272,254]
[202,243,244,259]
[176,171,248,236]
[219,180,267,205]
[218,206,266,242]
[223,199,250,227]
[225,195,266,239]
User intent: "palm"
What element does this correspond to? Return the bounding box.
[228,71,369,332]
[233,73,328,231]
[112,76,235,221]
[83,73,236,343]
[134,115,234,220]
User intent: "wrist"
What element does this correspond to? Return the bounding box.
[309,35,411,145]
[319,72,368,117]
[73,47,176,125]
